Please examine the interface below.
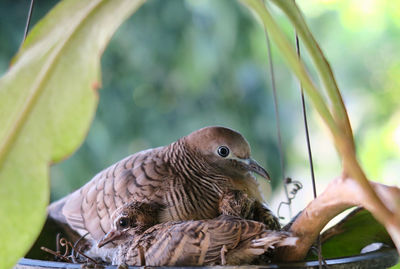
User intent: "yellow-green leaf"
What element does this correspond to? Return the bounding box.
[319,208,392,259]
[0,0,145,268]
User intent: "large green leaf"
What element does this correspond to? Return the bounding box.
[0,0,145,268]
[320,208,393,258]
[305,208,393,260]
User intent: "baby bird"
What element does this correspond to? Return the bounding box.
[219,190,280,230]
[98,201,295,266]
[48,126,279,254]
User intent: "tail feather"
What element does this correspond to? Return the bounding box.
[47,195,69,224]
[276,236,298,247]
[251,232,298,249]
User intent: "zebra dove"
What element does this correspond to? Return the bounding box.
[97,201,295,266]
[48,126,279,257]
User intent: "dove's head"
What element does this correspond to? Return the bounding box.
[98,202,160,248]
[183,126,270,182]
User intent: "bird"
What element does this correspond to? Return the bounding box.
[47,126,279,259]
[219,189,280,230]
[97,201,295,266]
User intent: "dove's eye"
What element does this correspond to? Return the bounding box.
[217,146,230,157]
[118,217,130,229]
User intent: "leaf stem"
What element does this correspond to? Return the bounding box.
[240,0,341,141]
[270,0,355,151]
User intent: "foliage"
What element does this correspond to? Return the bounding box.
[0,0,399,267]
[319,208,392,259]
[0,0,145,267]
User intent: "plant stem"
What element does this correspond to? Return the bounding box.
[240,0,340,140]
[270,0,354,150]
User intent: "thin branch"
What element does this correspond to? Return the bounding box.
[40,246,72,263]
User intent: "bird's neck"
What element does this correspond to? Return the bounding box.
[157,140,231,220]
[165,139,230,188]
[230,173,265,203]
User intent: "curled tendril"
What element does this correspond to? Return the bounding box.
[41,233,97,265]
[277,177,303,220]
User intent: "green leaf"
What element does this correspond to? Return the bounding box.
[0,0,145,268]
[309,208,393,259]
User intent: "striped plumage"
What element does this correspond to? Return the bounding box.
[219,190,280,231]
[98,202,293,266]
[48,126,279,256]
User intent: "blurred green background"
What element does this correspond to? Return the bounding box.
[1,0,399,235]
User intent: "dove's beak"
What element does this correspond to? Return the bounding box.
[98,230,122,248]
[243,158,270,181]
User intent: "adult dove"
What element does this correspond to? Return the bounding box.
[98,201,294,266]
[48,126,279,250]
